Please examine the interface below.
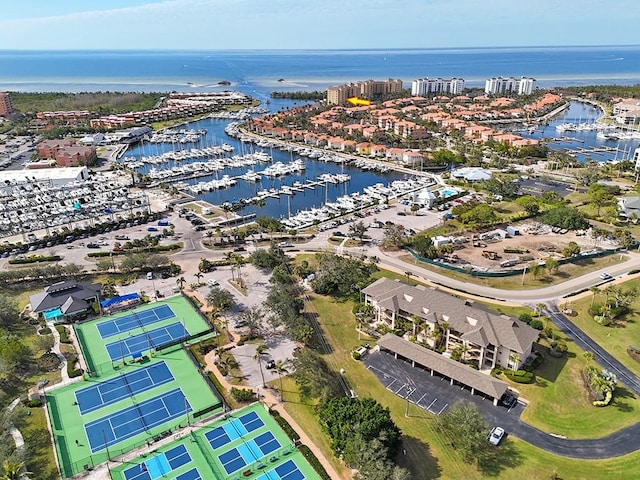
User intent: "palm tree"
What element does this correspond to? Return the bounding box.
[233,253,244,287]
[224,251,236,281]
[254,344,269,388]
[194,272,203,285]
[275,360,289,402]
[535,303,546,317]
[583,351,595,366]
[590,286,599,307]
[0,460,32,480]
[176,276,186,290]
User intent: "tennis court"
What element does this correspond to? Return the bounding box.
[256,459,306,480]
[105,322,189,361]
[75,362,174,415]
[217,431,282,475]
[123,444,198,480]
[97,304,175,339]
[85,388,191,453]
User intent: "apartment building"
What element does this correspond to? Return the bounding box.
[411,77,465,96]
[362,277,539,371]
[0,92,14,117]
[485,77,536,96]
[326,79,403,105]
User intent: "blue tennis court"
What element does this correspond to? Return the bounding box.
[217,432,282,475]
[105,322,189,361]
[85,388,191,453]
[255,460,305,480]
[123,444,194,480]
[97,304,175,338]
[75,362,174,415]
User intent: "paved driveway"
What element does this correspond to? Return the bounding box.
[232,335,297,388]
[365,350,640,459]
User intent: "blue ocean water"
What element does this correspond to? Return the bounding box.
[2,46,638,220]
[1,46,640,98]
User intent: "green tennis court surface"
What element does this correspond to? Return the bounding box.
[48,296,221,478]
[75,296,212,377]
[110,403,321,480]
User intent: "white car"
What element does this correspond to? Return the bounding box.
[599,272,612,280]
[207,278,219,287]
[489,426,505,446]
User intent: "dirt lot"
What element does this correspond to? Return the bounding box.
[440,222,618,272]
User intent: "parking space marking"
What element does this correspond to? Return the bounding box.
[416,393,428,405]
[426,398,437,411]
[437,403,449,415]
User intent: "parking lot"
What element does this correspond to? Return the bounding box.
[364,350,525,418]
[232,335,298,388]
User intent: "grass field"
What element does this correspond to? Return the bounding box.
[562,277,640,378]
[289,291,640,479]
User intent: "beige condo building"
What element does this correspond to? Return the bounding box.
[326,78,403,105]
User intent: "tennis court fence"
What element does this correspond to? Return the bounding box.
[154,327,217,352]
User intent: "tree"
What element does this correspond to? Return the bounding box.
[435,402,497,466]
[382,224,407,250]
[0,296,19,328]
[194,272,203,284]
[348,220,368,241]
[275,360,289,402]
[562,241,581,258]
[237,306,264,339]
[319,396,401,459]
[545,257,559,273]
[588,184,618,217]
[290,347,343,402]
[176,276,186,290]
[590,286,599,307]
[206,286,235,312]
[411,235,437,259]
[529,261,542,279]
[253,344,268,387]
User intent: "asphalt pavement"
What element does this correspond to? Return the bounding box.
[365,350,640,459]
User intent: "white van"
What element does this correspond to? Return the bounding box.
[146,272,154,280]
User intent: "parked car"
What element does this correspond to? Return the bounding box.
[207,278,219,287]
[488,426,505,446]
[265,360,276,370]
[500,393,518,409]
[600,272,612,280]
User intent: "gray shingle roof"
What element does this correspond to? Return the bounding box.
[377,333,508,399]
[362,277,538,354]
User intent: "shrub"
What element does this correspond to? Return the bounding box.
[39,327,51,335]
[8,255,61,264]
[230,387,255,403]
[352,351,361,360]
[66,354,83,378]
[298,444,332,480]
[503,369,534,383]
[269,409,300,441]
[26,399,43,408]
[56,325,72,343]
[529,319,544,330]
[519,313,533,324]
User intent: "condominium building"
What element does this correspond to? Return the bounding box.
[0,92,14,117]
[484,77,536,96]
[326,79,404,105]
[411,77,465,96]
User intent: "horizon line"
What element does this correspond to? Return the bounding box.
[1,44,640,53]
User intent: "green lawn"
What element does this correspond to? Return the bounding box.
[14,405,59,480]
[294,291,640,479]
[563,277,640,378]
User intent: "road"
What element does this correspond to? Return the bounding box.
[366,350,640,459]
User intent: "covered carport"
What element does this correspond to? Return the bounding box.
[376,333,508,406]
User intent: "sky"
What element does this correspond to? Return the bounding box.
[0,0,638,50]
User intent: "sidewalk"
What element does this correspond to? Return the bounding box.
[203,349,345,480]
